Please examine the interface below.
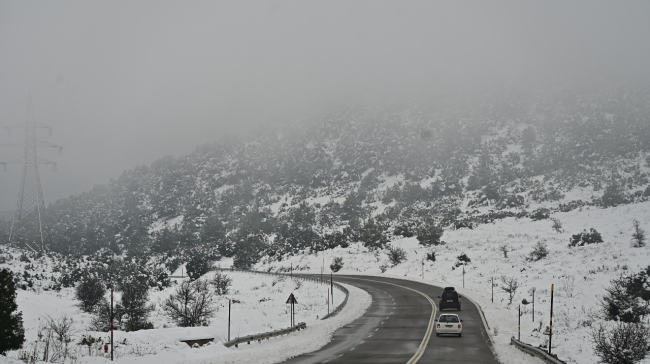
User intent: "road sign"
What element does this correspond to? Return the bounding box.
[286,293,298,304]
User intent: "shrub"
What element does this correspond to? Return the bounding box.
[75,277,105,312]
[569,228,604,247]
[90,298,124,331]
[330,257,344,273]
[591,322,650,364]
[393,224,414,238]
[0,268,25,355]
[551,218,563,233]
[602,177,626,207]
[212,272,232,295]
[631,220,646,248]
[425,251,436,262]
[164,280,216,327]
[528,241,549,261]
[454,253,471,267]
[359,218,388,251]
[645,185,650,197]
[416,219,444,246]
[387,245,407,266]
[530,208,551,221]
[499,244,509,258]
[601,266,650,323]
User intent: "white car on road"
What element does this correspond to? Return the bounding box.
[435,313,463,337]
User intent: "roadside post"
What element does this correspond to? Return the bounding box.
[491,276,494,303]
[549,284,554,355]
[108,284,114,361]
[532,288,535,322]
[228,299,231,341]
[286,293,298,327]
[518,304,521,340]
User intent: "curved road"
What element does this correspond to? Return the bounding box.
[283,275,498,364]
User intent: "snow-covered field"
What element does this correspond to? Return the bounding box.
[0,262,373,364]
[261,201,650,364]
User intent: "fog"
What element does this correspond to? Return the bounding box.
[1,1,649,211]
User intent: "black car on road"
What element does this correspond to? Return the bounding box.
[438,290,461,311]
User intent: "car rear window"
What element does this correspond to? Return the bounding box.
[439,315,459,323]
[442,292,458,300]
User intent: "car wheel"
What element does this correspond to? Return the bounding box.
[458,333,462,337]
[436,333,440,337]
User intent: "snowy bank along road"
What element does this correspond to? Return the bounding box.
[284,275,498,364]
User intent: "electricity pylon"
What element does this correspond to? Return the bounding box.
[1,94,62,251]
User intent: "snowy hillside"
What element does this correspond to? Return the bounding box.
[260,201,650,364]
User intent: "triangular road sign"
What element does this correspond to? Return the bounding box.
[286,293,298,304]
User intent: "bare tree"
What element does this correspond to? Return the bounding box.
[551,218,563,233]
[499,244,509,258]
[501,276,519,305]
[591,322,650,364]
[164,280,216,327]
[632,220,646,248]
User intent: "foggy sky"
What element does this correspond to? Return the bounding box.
[2,1,650,211]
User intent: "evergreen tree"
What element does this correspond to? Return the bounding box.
[75,277,105,312]
[119,278,153,331]
[0,268,25,355]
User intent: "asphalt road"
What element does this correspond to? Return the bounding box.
[283,275,499,364]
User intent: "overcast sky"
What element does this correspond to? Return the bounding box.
[1,1,650,211]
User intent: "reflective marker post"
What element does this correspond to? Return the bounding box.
[518,304,521,341]
[228,299,231,342]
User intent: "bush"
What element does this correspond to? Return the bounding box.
[416,223,444,246]
[528,241,549,261]
[591,322,650,364]
[0,268,25,355]
[551,218,563,233]
[164,280,216,327]
[601,266,650,323]
[644,185,650,197]
[387,245,407,266]
[425,251,436,262]
[530,208,551,221]
[359,218,388,251]
[212,272,232,295]
[569,228,604,247]
[75,277,105,312]
[330,257,344,273]
[602,177,626,207]
[454,253,471,267]
[393,224,414,238]
[631,220,646,248]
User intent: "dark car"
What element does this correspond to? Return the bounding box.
[443,287,456,292]
[439,291,461,311]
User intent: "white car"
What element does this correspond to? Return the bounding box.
[435,313,463,337]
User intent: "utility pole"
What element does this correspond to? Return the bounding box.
[462,265,465,288]
[330,272,333,305]
[2,94,62,251]
[532,288,535,322]
[228,299,231,341]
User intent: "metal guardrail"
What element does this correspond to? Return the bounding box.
[510,337,566,364]
[224,322,307,348]
[215,267,350,319]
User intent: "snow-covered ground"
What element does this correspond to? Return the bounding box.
[0,262,372,364]
[260,201,650,364]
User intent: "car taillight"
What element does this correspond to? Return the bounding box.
[458,323,462,329]
[439,298,442,302]
[437,324,440,328]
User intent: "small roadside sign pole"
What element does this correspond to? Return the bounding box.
[228,299,231,341]
[330,272,333,305]
[421,260,424,280]
[532,288,536,322]
[491,276,494,303]
[290,263,293,278]
[286,293,298,327]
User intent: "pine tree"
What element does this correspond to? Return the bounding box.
[0,268,25,355]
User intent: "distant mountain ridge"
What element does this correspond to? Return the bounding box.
[1,85,649,262]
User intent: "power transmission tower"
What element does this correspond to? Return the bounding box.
[1,94,62,251]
